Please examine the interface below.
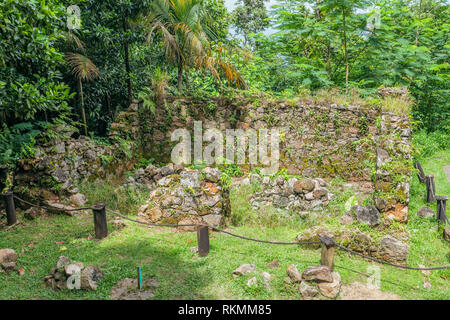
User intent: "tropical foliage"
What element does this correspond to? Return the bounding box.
[0,0,449,167]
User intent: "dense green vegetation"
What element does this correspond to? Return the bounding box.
[0,0,449,300]
[1,0,449,167]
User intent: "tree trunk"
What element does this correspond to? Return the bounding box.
[342,6,349,93]
[327,41,331,76]
[78,79,88,136]
[177,65,183,93]
[185,70,190,91]
[123,18,133,105]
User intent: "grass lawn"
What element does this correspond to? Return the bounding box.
[0,150,449,300]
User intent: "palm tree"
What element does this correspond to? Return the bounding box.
[145,0,247,92]
[64,53,99,136]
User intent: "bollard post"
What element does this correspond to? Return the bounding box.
[92,203,107,239]
[197,225,209,257]
[425,175,436,203]
[319,235,335,271]
[436,196,448,224]
[415,162,426,184]
[3,191,17,226]
[137,267,143,289]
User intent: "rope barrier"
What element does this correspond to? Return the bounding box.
[3,195,449,271]
[13,195,92,212]
[335,243,450,271]
[106,208,321,246]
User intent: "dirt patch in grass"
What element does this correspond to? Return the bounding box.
[339,282,402,300]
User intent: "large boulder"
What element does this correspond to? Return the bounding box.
[380,235,409,262]
[417,206,434,219]
[318,272,341,298]
[302,266,333,283]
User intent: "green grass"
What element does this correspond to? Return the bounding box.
[0,208,448,300]
[0,143,449,300]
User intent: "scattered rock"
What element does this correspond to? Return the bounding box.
[301,266,333,283]
[417,206,435,219]
[380,235,409,262]
[262,272,272,288]
[423,281,432,289]
[0,249,18,263]
[317,272,341,298]
[444,228,450,242]
[267,259,280,269]
[286,264,302,283]
[69,193,87,207]
[299,281,319,298]
[247,277,258,287]
[232,264,256,276]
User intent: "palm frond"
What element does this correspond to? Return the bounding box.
[64,53,100,82]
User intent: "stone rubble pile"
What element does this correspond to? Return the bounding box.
[232,262,342,299]
[137,166,229,228]
[285,265,342,299]
[247,175,332,211]
[44,256,104,291]
[296,226,409,263]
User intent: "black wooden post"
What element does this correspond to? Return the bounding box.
[3,191,17,226]
[425,175,436,203]
[319,235,335,271]
[436,196,448,224]
[92,203,107,239]
[415,162,426,184]
[197,225,209,257]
